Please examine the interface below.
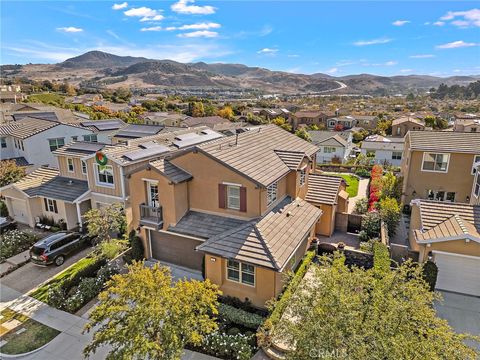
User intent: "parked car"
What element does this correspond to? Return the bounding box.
[0,217,17,234]
[30,231,90,266]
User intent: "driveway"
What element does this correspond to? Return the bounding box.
[435,291,480,350]
[1,247,93,297]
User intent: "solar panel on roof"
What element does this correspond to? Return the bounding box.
[139,141,161,149]
[122,145,170,161]
[66,142,105,153]
[173,131,223,149]
[81,120,123,131]
[13,112,58,122]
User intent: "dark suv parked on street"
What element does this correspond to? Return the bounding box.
[30,231,90,266]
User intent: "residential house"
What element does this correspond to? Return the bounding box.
[259,108,290,120]
[354,115,378,130]
[409,199,479,296]
[453,116,480,133]
[400,131,480,204]
[471,162,480,206]
[309,130,353,164]
[180,116,231,129]
[392,116,425,137]
[78,119,127,144]
[360,135,404,166]
[291,111,328,129]
[111,124,168,144]
[127,125,349,307]
[326,115,357,130]
[142,112,188,127]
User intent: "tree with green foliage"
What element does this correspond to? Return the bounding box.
[374,119,393,135]
[189,101,205,117]
[272,117,293,132]
[84,262,220,360]
[359,211,381,241]
[294,128,311,141]
[217,106,234,120]
[352,129,369,143]
[0,160,25,187]
[83,203,125,243]
[275,253,479,360]
[378,197,401,236]
[380,171,401,201]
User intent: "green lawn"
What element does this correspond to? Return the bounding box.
[29,256,97,302]
[0,309,60,355]
[324,173,359,198]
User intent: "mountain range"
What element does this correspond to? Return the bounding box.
[2,50,479,95]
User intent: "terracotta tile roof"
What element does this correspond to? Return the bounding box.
[294,111,326,118]
[413,200,480,242]
[305,174,343,205]
[0,117,59,139]
[274,150,307,170]
[7,167,58,192]
[181,116,229,128]
[408,131,480,154]
[197,125,319,187]
[197,197,322,270]
[149,159,192,184]
[392,117,424,126]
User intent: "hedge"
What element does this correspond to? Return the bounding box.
[199,332,253,360]
[218,303,265,330]
[373,242,390,273]
[422,260,438,292]
[257,251,316,346]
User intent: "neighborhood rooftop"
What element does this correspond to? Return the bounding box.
[305,174,344,205]
[309,130,350,147]
[408,131,480,153]
[196,124,319,187]
[414,200,479,232]
[148,159,192,184]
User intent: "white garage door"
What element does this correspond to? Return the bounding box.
[434,251,480,296]
[10,199,29,224]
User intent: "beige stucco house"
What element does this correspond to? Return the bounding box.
[392,116,425,137]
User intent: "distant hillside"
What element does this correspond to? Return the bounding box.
[2,50,479,95]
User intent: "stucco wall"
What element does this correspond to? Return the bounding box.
[418,239,480,262]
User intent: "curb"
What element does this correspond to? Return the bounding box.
[0,334,58,358]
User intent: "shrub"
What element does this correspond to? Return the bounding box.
[200,332,253,360]
[97,238,127,259]
[361,212,381,240]
[422,260,438,292]
[378,197,401,236]
[0,230,38,261]
[218,303,265,330]
[360,238,380,254]
[369,165,384,211]
[60,257,107,292]
[354,168,370,178]
[219,296,263,315]
[373,242,390,273]
[130,235,145,261]
[358,230,369,242]
[353,198,369,214]
[0,200,8,217]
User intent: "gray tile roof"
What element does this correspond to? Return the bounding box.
[408,131,480,154]
[415,200,479,232]
[53,141,106,157]
[23,176,89,202]
[149,159,192,184]
[197,125,319,187]
[305,174,343,205]
[181,116,229,128]
[114,124,165,138]
[168,211,247,239]
[274,150,307,170]
[309,131,350,148]
[197,197,322,270]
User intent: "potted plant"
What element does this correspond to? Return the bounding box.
[337,242,346,250]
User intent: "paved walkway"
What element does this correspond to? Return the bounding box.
[348,178,369,213]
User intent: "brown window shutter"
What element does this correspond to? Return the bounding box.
[218,184,226,209]
[240,187,247,212]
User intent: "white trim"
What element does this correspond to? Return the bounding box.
[222,181,242,187]
[148,228,153,258]
[81,160,87,175]
[471,156,480,175]
[94,164,115,188]
[420,152,450,173]
[417,234,480,244]
[432,250,480,261]
[141,178,160,183]
[76,202,82,227]
[157,229,206,242]
[120,166,126,199]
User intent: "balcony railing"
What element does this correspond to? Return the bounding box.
[139,203,163,229]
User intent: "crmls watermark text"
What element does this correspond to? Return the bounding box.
[308,348,348,359]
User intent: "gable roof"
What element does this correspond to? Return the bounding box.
[408,131,480,154]
[23,176,89,202]
[4,167,58,192]
[305,174,344,205]
[113,124,165,138]
[392,117,425,126]
[196,125,319,187]
[294,110,326,118]
[309,131,349,147]
[181,116,229,128]
[274,150,308,170]
[414,214,480,242]
[0,118,59,139]
[149,159,192,184]
[197,197,322,270]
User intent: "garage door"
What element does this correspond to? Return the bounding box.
[434,251,480,296]
[150,230,203,271]
[10,199,29,224]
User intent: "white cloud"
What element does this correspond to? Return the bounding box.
[140,26,162,32]
[353,38,392,46]
[385,61,398,66]
[56,26,84,33]
[257,48,278,55]
[177,30,218,38]
[259,25,273,36]
[124,7,164,22]
[285,67,302,74]
[392,20,410,26]
[439,9,480,27]
[409,54,435,58]
[436,40,478,49]
[287,54,300,58]
[326,67,338,74]
[433,21,445,26]
[171,0,215,15]
[112,2,128,10]
[399,69,414,73]
[166,22,221,31]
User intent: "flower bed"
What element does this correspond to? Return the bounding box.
[0,230,38,262]
[368,165,383,211]
[199,331,254,360]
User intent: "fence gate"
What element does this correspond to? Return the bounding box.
[347,214,363,233]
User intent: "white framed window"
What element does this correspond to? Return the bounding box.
[96,164,114,186]
[392,151,402,160]
[44,198,58,213]
[471,155,480,175]
[81,160,87,175]
[267,181,278,206]
[474,173,480,198]
[71,136,78,141]
[83,134,98,142]
[49,138,65,152]
[396,127,401,135]
[324,146,336,153]
[328,120,336,127]
[226,259,255,286]
[226,185,240,210]
[67,158,74,172]
[299,167,307,186]
[422,153,449,172]
[0,138,6,149]
[426,190,455,202]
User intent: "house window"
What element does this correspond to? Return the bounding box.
[299,168,307,186]
[474,173,480,198]
[328,120,336,127]
[422,153,449,172]
[267,181,278,206]
[49,138,65,152]
[67,158,74,172]
[472,155,480,175]
[226,185,240,210]
[81,160,87,175]
[392,152,402,160]
[96,164,114,186]
[83,134,98,142]
[0,138,6,148]
[446,192,456,202]
[44,198,58,213]
[227,260,255,286]
[426,190,455,202]
[324,146,336,153]
[396,127,401,135]
[71,136,78,141]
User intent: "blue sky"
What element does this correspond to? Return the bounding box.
[2,1,479,76]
